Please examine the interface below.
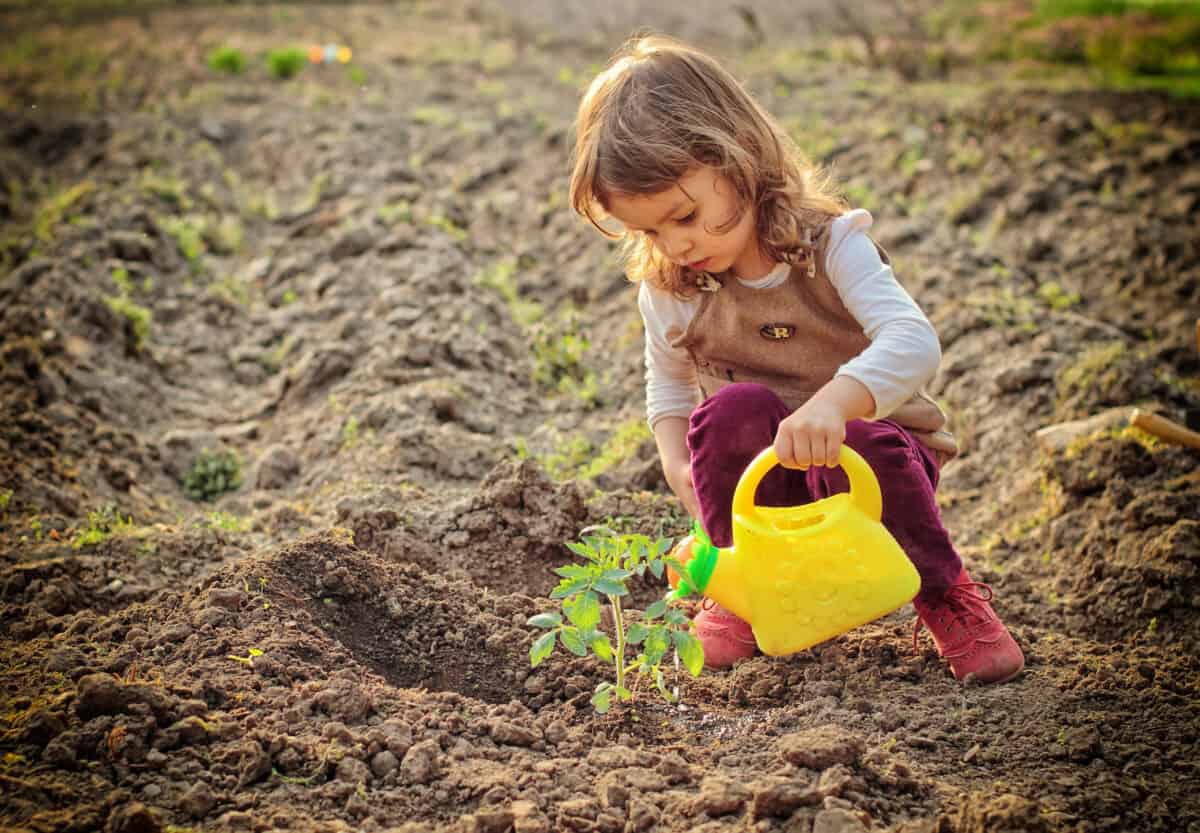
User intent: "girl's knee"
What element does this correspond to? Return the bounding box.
[844,419,922,475]
[689,384,788,457]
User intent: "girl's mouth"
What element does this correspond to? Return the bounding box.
[689,258,711,270]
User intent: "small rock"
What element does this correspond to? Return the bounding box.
[401,739,440,784]
[75,673,124,719]
[489,719,541,747]
[169,716,213,746]
[330,226,377,260]
[465,809,515,833]
[336,756,372,784]
[206,588,246,610]
[105,802,162,833]
[254,444,301,490]
[751,776,822,819]
[157,623,193,645]
[813,807,869,833]
[993,354,1055,393]
[179,782,216,819]
[777,726,865,770]
[370,750,399,778]
[1065,726,1102,762]
[194,607,228,628]
[695,775,749,816]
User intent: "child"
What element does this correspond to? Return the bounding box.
[567,35,1024,683]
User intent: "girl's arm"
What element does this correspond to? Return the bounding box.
[638,282,703,517]
[825,210,942,418]
[776,210,940,468]
[652,416,700,520]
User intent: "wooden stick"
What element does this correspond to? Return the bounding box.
[1130,409,1200,452]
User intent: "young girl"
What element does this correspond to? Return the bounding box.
[568,35,1024,684]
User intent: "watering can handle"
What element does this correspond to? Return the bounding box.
[731,446,883,523]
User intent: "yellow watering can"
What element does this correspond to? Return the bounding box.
[668,445,921,656]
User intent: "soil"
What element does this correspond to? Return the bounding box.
[2,3,1198,833]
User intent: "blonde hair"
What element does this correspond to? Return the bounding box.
[569,34,847,296]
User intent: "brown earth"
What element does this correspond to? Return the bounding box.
[1,3,1198,832]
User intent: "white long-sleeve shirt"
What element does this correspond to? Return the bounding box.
[638,209,941,428]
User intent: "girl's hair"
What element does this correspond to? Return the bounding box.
[569,34,847,296]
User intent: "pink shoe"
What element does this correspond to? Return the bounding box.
[694,599,758,669]
[912,568,1025,683]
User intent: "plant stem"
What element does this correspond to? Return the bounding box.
[610,596,625,694]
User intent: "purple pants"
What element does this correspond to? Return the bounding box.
[687,383,962,602]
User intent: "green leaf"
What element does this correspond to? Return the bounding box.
[591,684,612,713]
[565,591,601,629]
[644,599,668,620]
[664,608,690,627]
[530,631,556,667]
[550,577,589,599]
[616,685,633,701]
[565,541,594,560]
[590,633,614,662]
[654,537,672,555]
[560,626,587,656]
[600,568,632,581]
[554,564,591,579]
[645,628,670,665]
[592,578,628,596]
[527,612,562,629]
[627,623,648,645]
[673,630,705,677]
[649,560,665,579]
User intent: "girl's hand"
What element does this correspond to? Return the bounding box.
[665,459,702,520]
[774,398,848,469]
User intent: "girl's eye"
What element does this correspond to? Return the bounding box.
[677,210,696,224]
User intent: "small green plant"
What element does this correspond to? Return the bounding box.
[1038,280,1081,310]
[580,419,653,480]
[341,416,360,449]
[529,527,703,713]
[207,45,247,75]
[227,647,263,665]
[474,257,543,326]
[183,449,242,502]
[531,312,599,405]
[160,216,207,267]
[266,47,306,80]
[73,504,134,549]
[0,488,12,514]
[207,511,251,533]
[104,294,152,351]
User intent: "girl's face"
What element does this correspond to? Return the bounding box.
[605,166,773,280]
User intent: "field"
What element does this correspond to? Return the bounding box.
[1,2,1198,832]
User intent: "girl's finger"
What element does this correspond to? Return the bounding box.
[792,431,812,470]
[826,434,843,467]
[811,432,828,468]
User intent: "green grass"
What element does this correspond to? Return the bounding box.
[1033,0,1200,20]
[207,45,246,75]
[266,47,306,80]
